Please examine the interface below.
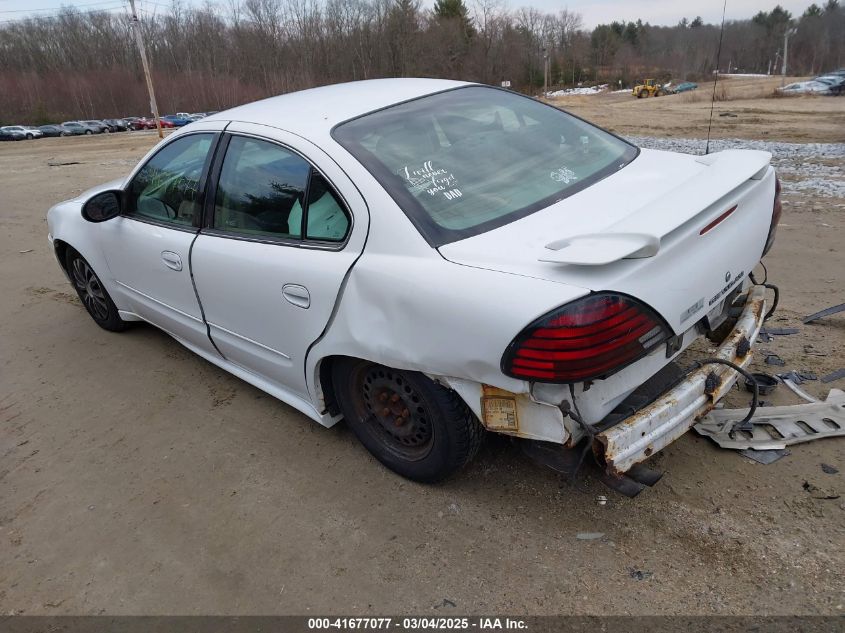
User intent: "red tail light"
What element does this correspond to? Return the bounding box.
[762,175,782,256]
[501,293,671,383]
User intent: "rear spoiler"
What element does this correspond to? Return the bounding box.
[539,149,772,266]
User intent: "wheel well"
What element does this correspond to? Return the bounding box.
[53,239,70,274]
[318,355,344,416]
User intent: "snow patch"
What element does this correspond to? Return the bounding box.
[627,136,845,199]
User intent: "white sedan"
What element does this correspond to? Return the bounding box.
[2,125,43,139]
[47,79,780,487]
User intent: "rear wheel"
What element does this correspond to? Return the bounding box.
[65,248,127,332]
[332,358,484,482]
[26,133,33,140]
[85,130,93,135]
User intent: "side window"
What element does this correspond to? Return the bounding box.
[303,172,350,242]
[126,133,213,225]
[214,136,310,239]
[214,135,350,243]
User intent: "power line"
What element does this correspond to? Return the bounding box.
[0,0,124,13]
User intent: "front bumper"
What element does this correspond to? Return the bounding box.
[596,286,767,474]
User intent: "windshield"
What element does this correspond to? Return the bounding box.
[333,86,638,246]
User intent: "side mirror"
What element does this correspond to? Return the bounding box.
[82,190,122,222]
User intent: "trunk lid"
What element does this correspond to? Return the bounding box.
[439,148,775,334]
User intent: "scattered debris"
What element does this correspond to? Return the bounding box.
[741,448,790,465]
[596,495,607,506]
[778,370,817,385]
[434,598,456,609]
[780,376,819,403]
[821,463,839,475]
[47,160,81,167]
[803,303,845,324]
[760,327,800,336]
[758,331,773,343]
[764,353,785,366]
[803,344,827,357]
[19,249,33,254]
[628,568,653,580]
[745,372,778,395]
[821,369,845,384]
[576,532,605,540]
[694,389,845,450]
[802,481,840,500]
[718,112,738,118]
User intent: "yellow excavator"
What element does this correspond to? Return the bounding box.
[632,78,666,98]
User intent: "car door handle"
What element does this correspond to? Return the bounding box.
[282,284,310,309]
[161,251,183,271]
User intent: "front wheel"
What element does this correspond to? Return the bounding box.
[85,130,92,135]
[332,359,484,482]
[66,248,127,332]
[26,133,33,139]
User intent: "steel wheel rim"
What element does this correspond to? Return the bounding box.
[72,258,109,321]
[349,365,434,461]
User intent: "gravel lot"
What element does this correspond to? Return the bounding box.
[1,117,844,615]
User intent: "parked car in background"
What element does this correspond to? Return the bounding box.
[0,127,26,141]
[103,118,131,132]
[1,125,43,139]
[161,114,192,127]
[62,121,103,135]
[57,122,94,136]
[131,117,175,130]
[778,80,833,95]
[46,79,781,485]
[37,125,68,137]
[78,120,110,133]
[815,75,845,95]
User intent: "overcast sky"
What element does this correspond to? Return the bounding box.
[0,0,817,27]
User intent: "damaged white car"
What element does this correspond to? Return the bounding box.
[47,79,781,488]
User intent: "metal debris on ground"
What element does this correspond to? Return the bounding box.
[821,463,839,474]
[694,389,845,450]
[759,326,800,336]
[778,370,818,384]
[780,376,819,403]
[740,448,790,465]
[764,353,785,366]
[802,303,845,324]
[628,568,653,580]
[19,249,33,254]
[821,368,845,384]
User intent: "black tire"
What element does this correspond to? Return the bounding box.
[85,130,92,135]
[60,131,68,137]
[26,133,33,140]
[332,358,484,482]
[65,248,127,332]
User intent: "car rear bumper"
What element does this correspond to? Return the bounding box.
[595,285,767,474]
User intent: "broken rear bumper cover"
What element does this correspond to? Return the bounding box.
[596,286,767,474]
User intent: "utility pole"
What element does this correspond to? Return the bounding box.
[128,0,163,139]
[542,48,549,96]
[781,27,797,87]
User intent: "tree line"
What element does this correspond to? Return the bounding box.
[0,0,842,123]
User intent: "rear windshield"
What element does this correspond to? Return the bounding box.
[333,86,638,246]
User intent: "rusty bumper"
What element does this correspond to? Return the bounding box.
[596,286,767,475]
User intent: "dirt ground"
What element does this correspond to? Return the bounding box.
[1,83,844,615]
[547,76,845,143]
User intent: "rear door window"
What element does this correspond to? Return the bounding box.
[213,136,350,242]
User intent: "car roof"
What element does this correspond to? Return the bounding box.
[212,78,470,136]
